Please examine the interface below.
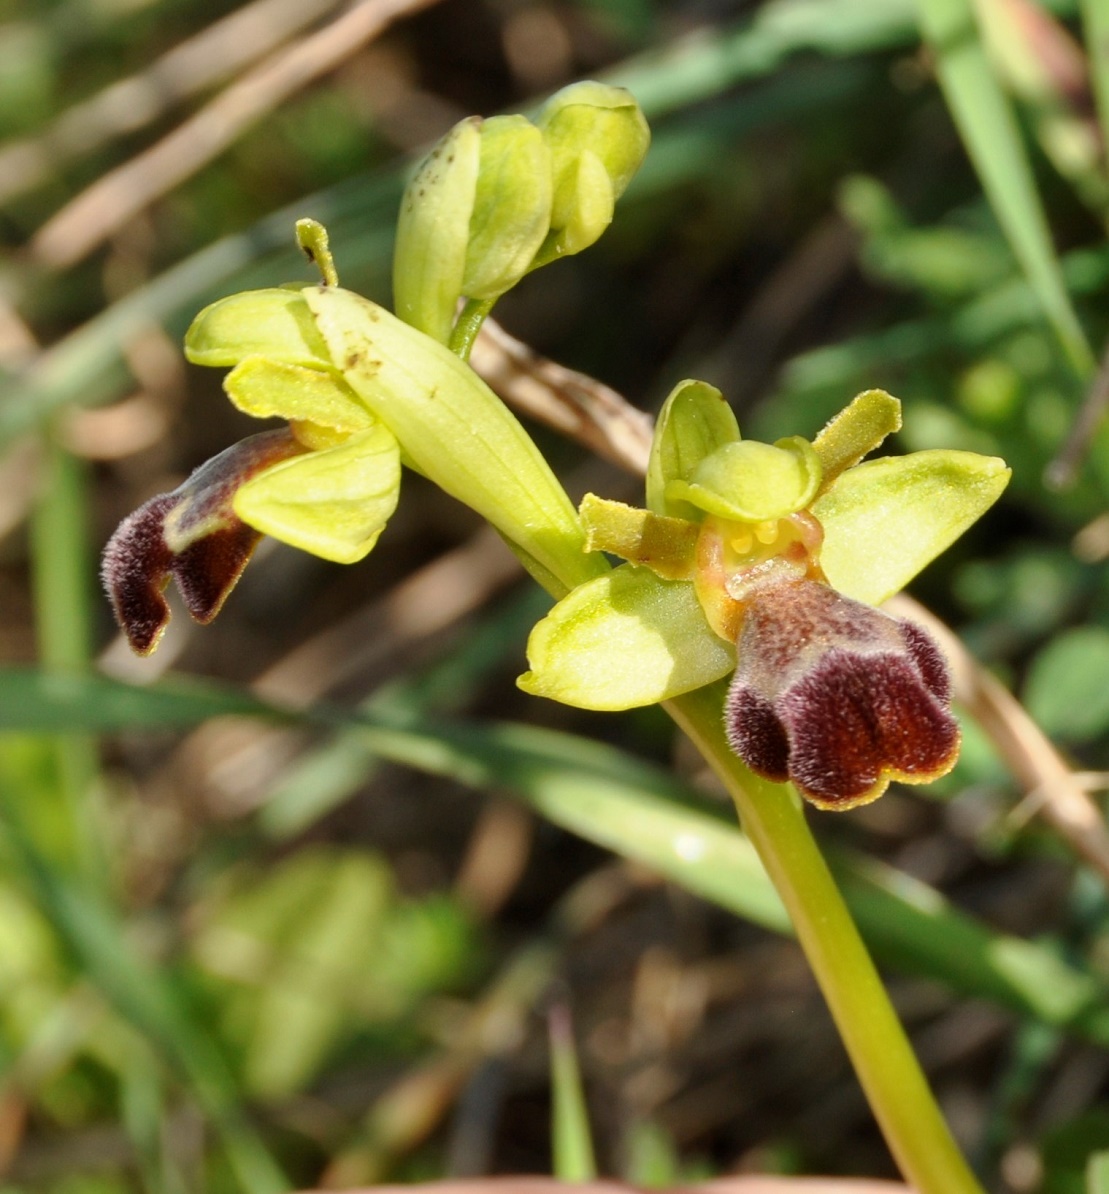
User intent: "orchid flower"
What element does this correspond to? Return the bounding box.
[519,383,1010,809]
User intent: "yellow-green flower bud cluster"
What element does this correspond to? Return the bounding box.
[393,82,650,345]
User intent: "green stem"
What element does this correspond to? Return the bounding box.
[668,682,985,1194]
[448,296,496,360]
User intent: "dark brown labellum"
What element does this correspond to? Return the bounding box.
[101,429,302,654]
[725,578,960,809]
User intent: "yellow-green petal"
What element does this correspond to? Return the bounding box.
[392,117,482,344]
[232,424,400,564]
[519,565,734,710]
[813,449,1010,605]
[812,388,902,487]
[666,436,822,523]
[646,379,739,519]
[224,356,376,434]
[304,286,606,595]
[185,288,332,368]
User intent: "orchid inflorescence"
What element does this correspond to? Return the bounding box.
[102,82,1009,810]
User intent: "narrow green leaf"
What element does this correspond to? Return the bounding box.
[917,0,1095,375]
[0,669,275,731]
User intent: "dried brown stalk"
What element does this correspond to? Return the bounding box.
[31,0,444,269]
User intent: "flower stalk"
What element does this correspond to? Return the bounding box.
[669,682,985,1194]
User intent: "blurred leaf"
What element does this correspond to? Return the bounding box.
[918,0,1095,375]
[0,668,276,731]
[1089,1149,1109,1194]
[1023,626,1109,742]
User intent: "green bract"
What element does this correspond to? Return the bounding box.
[519,382,1010,710]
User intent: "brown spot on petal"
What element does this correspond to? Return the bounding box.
[725,578,960,810]
[101,429,301,654]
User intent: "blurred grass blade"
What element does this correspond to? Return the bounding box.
[1080,0,1109,161]
[0,667,277,730]
[548,1002,596,1181]
[28,433,102,884]
[1089,1149,1109,1193]
[918,0,1095,375]
[9,665,1109,1045]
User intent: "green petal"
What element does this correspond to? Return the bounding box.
[304,286,606,595]
[812,449,1011,605]
[646,379,739,518]
[185,288,332,368]
[232,424,400,564]
[812,388,902,487]
[463,114,552,300]
[392,117,481,344]
[224,357,375,434]
[666,436,822,523]
[519,565,734,710]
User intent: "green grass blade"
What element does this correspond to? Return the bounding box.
[0,667,277,730]
[548,1003,597,1181]
[1080,0,1109,162]
[918,0,1095,375]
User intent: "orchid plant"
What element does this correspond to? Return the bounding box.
[103,81,1008,1194]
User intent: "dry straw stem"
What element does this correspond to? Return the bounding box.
[470,319,1109,883]
[0,0,345,206]
[890,593,1109,882]
[30,0,444,270]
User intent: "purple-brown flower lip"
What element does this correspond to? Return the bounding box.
[102,429,303,655]
[724,578,960,809]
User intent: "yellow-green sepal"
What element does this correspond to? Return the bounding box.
[392,117,482,344]
[646,379,739,518]
[519,564,734,710]
[536,81,650,258]
[232,423,401,564]
[462,114,552,300]
[665,436,822,523]
[224,357,376,435]
[304,286,606,594]
[813,449,1010,605]
[185,288,332,368]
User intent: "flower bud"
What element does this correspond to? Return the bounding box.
[535,81,650,258]
[393,115,553,342]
